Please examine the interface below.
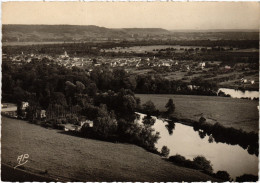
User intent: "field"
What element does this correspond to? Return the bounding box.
[136,94,259,133]
[1,117,219,181]
[2,42,68,46]
[104,45,206,53]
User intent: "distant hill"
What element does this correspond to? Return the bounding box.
[2,24,258,44]
[2,24,170,42]
[122,28,170,35]
[170,29,259,32]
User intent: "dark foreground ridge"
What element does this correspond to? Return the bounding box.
[1,164,55,182]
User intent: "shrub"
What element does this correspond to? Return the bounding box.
[199,116,206,123]
[236,174,258,182]
[161,146,170,157]
[169,154,186,166]
[169,155,214,175]
[193,156,213,174]
[215,171,231,181]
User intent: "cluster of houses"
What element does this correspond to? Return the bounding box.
[17,101,46,119]
[6,53,53,64]
[5,51,258,88]
[5,49,213,76]
[15,101,94,133]
[241,78,255,84]
[6,51,209,72]
[101,56,207,72]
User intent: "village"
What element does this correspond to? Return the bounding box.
[4,49,258,91]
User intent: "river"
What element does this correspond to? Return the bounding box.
[136,113,258,179]
[217,88,259,100]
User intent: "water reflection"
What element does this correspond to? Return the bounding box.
[155,121,258,179]
[164,120,175,135]
[198,130,207,139]
[192,122,258,156]
[208,135,214,143]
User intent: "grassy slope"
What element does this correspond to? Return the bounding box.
[1,117,219,181]
[1,164,55,182]
[136,94,259,133]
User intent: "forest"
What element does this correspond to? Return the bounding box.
[2,60,164,152]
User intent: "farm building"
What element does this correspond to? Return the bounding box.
[80,120,94,128]
[21,102,29,110]
[2,104,8,108]
[224,65,231,70]
[64,124,78,131]
[35,110,46,119]
[199,62,206,69]
[17,101,29,119]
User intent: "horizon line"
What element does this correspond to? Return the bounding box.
[2,24,259,32]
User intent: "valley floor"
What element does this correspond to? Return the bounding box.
[136,94,259,133]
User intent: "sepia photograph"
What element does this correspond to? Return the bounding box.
[1,2,259,182]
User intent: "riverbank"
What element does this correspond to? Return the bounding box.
[136,94,258,133]
[1,117,220,181]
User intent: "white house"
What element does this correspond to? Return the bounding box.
[21,102,29,110]
[199,62,206,69]
[225,65,231,70]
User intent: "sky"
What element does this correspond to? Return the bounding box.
[2,2,260,30]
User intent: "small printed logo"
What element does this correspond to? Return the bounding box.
[14,154,29,169]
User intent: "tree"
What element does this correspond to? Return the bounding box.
[215,171,231,181]
[76,81,85,94]
[199,116,206,123]
[50,92,67,106]
[93,115,117,138]
[121,95,137,115]
[165,98,175,115]
[193,156,213,173]
[87,83,97,96]
[142,100,157,116]
[90,104,118,138]
[65,81,76,102]
[13,87,26,102]
[161,146,170,157]
[142,115,156,126]
[236,174,258,182]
